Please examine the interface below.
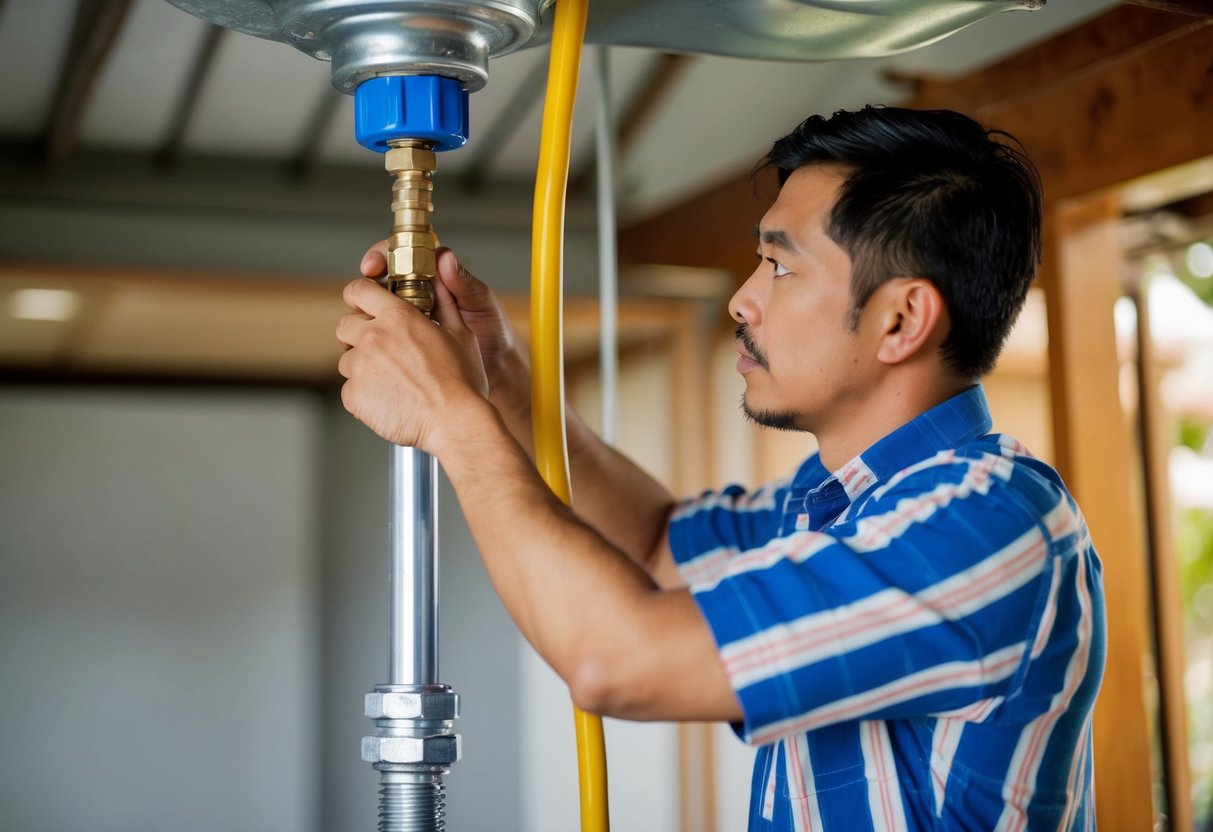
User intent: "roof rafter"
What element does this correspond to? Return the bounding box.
[157,23,226,169]
[1123,0,1213,17]
[41,0,134,169]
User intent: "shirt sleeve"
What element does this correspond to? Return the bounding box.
[668,477,790,581]
[684,452,1076,747]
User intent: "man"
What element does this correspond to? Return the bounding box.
[336,106,1106,830]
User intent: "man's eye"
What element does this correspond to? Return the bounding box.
[767,258,790,277]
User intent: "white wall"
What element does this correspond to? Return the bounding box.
[0,387,322,832]
[0,387,526,832]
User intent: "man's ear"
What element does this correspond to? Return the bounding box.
[874,279,947,366]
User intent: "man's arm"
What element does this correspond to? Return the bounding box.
[336,276,738,720]
[361,243,683,588]
[443,402,735,721]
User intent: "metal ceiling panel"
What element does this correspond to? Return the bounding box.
[567,0,1044,58]
[78,0,213,150]
[0,0,80,138]
[875,0,1119,75]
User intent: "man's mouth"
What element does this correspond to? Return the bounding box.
[735,324,769,372]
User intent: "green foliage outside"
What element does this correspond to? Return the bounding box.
[1176,414,1213,829]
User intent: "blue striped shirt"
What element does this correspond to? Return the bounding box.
[669,386,1105,831]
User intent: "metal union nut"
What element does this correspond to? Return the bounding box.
[365,691,459,720]
[390,231,437,250]
[388,246,436,277]
[362,734,461,765]
[386,146,437,173]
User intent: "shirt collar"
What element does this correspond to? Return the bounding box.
[834,384,993,501]
[791,384,994,504]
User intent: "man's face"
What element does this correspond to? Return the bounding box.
[728,165,880,433]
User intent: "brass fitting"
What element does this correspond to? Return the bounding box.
[385,139,439,316]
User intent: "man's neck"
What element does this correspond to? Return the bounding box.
[814,374,972,473]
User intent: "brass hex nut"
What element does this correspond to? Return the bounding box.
[390,231,438,250]
[365,691,459,721]
[361,734,461,765]
[386,145,437,173]
[388,246,437,277]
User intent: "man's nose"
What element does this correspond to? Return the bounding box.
[728,267,763,325]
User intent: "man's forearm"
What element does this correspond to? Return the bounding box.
[436,402,656,683]
[435,401,737,723]
[488,347,676,576]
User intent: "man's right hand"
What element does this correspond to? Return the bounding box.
[360,241,532,423]
[359,240,679,582]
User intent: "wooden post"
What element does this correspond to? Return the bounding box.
[1042,193,1156,830]
[667,302,719,832]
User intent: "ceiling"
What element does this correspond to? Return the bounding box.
[0,0,1122,213]
[0,0,1123,381]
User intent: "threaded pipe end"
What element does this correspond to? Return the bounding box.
[378,772,445,832]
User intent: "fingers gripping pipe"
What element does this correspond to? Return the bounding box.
[357,75,468,832]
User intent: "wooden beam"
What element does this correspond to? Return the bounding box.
[909,5,1210,114]
[958,31,1213,203]
[42,0,134,168]
[1124,0,1213,17]
[618,167,778,282]
[1169,188,1213,218]
[571,53,691,193]
[157,24,226,170]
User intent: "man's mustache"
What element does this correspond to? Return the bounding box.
[736,324,769,371]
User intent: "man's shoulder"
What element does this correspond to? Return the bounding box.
[853,431,1077,524]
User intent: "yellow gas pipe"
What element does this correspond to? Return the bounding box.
[529,0,609,830]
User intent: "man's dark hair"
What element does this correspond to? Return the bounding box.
[763,106,1043,380]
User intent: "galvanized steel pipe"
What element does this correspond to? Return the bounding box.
[388,445,440,686]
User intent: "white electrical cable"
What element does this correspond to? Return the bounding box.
[593,45,620,446]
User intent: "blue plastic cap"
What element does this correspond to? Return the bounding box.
[354,75,470,153]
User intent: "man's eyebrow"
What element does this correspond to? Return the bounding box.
[752,225,797,253]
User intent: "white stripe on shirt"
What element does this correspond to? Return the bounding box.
[670,477,789,521]
[860,720,909,832]
[750,642,1026,745]
[994,553,1096,832]
[844,455,1015,552]
[786,734,823,832]
[931,718,966,817]
[720,522,1048,688]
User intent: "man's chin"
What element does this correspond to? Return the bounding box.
[740,396,803,432]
